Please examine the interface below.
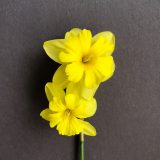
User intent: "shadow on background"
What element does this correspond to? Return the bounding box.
[26,49,59,129]
[27,48,80,159]
[74,135,80,160]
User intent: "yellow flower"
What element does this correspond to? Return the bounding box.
[43,28,115,89]
[40,85,97,136]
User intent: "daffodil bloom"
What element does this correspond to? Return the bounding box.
[43,28,115,89]
[40,84,97,136]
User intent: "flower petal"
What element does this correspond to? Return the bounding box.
[65,28,82,39]
[49,112,63,128]
[49,98,66,112]
[59,36,82,62]
[80,84,99,100]
[65,94,78,110]
[79,29,92,55]
[66,81,98,100]
[59,29,92,63]
[65,62,84,82]
[56,116,83,136]
[94,56,115,82]
[40,108,52,121]
[59,51,82,63]
[43,39,65,63]
[45,82,65,102]
[73,98,97,118]
[52,65,69,89]
[40,109,63,128]
[92,31,115,56]
[45,83,53,101]
[84,68,98,88]
[82,121,96,136]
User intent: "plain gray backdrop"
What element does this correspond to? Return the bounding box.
[0,0,160,160]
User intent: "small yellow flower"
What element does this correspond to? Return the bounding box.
[40,85,97,136]
[43,28,115,88]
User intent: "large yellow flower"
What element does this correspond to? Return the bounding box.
[43,28,115,89]
[40,84,97,136]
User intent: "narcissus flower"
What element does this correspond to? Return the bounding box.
[40,84,97,136]
[43,28,115,89]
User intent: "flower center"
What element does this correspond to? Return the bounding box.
[82,55,91,63]
[65,109,71,116]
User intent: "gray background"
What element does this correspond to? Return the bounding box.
[0,0,160,160]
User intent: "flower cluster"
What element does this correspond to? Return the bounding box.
[40,28,115,136]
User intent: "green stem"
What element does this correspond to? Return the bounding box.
[80,132,84,160]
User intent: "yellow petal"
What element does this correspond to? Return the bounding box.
[59,51,82,63]
[56,116,84,136]
[92,31,115,56]
[60,36,82,62]
[73,98,97,118]
[49,121,57,128]
[66,81,98,100]
[52,65,69,89]
[79,29,92,55]
[82,121,96,136]
[48,112,63,128]
[68,116,84,136]
[40,108,52,121]
[65,62,84,82]
[45,82,65,102]
[94,56,115,82]
[80,84,99,100]
[43,39,65,63]
[49,98,66,112]
[84,68,98,88]
[45,83,53,101]
[65,28,82,39]
[65,94,78,110]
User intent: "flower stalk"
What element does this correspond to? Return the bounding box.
[80,133,84,160]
